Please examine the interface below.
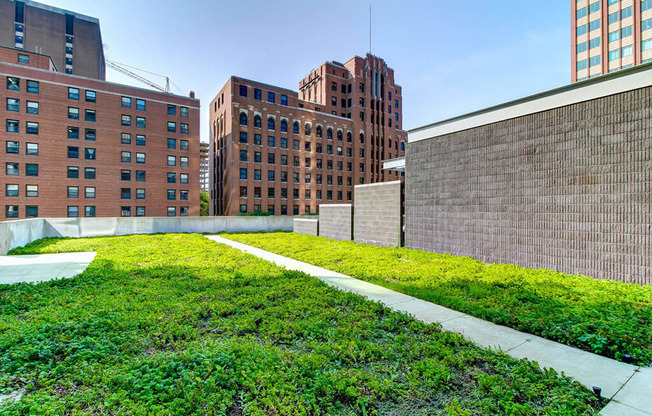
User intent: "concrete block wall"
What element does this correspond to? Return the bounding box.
[406,86,652,285]
[0,216,294,255]
[354,181,403,247]
[293,217,319,236]
[318,204,353,241]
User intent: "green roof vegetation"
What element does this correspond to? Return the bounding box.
[1,234,602,414]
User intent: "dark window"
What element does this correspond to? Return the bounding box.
[167,122,176,132]
[280,137,288,149]
[254,152,262,163]
[254,88,261,100]
[136,170,146,182]
[25,163,38,176]
[26,205,38,217]
[85,167,96,180]
[327,128,333,140]
[305,124,311,136]
[268,117,275,130]
[5,184,18,197]
[136,117,146,128]
[67,166,79,178]
[281,95,288,106]
[26,80,39,94]
[136,135,146,146]
[268,92,275,103]
[254,169,261,181]
[121,188,131,199]
[121,206,131,217]
[168,105,176,115]
[293,121,299,134]
[268,153,275,164]
[180,140,188,150]
[136,99,146,111]
[268,136,275,147]
[280,119,287,132]
[121,115,131,126]
[239,132,248,143]
[6,141,19,154]
[254,114,261,128]
[239,85,247,97]
[167,190,176,200]
[6,98,19,112]
[68,146,79,159]
[5,205,19,219]
[239,112,247,126]
[65,14,74,35]
[85,110,96,122]
[6,120,18,133]
[7,77,19,91]
[316,126,322,138]
[180,123,188,134]
[167,138,176,149]
[240,150,247,162]
[85,148,96,160]
[240,168,247,179]
[67,186,79,198]
[254,134,262,145]
[85,206,96,217]
[180,107,188,118]
[121,97,132,108]
[180,190,189,201]
[85,90,96,102]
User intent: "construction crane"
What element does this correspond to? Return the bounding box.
[106,59,172,93]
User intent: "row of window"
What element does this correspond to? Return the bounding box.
[239,167,366,182]
[577,44,637,70]
[6,77,39,93]
[5,141,38,155]
[6,120,39,134]
[5,162,38,176]
[4,205,190,219]
[239,85,288,106]
[239,187,352,202]
[6,98,39,113]
[237,132,404,151]
[239,205,312,215]
[68,88,96,102]
[5,184,38,197]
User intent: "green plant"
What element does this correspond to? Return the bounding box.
[237,210,271,216]
[222,232,652,366]
[1,234,601,414]
[199,191,209,216]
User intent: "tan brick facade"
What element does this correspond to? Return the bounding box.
[210,54,406,216]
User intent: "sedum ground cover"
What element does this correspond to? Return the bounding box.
[0,234,603,415]
[223,232,652,366]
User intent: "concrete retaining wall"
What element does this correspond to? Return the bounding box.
[406,85,652,285]
[318,204,353,241]
[0,216,294,255]
[354,181,403,247]
[293,217,319,236]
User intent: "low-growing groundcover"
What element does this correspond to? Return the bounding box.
[0,235,602,415]
[222,232,652,366]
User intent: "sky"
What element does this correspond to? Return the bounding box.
[34,0,571,142]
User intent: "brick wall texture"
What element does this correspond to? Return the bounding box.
[293,217,318,236]
[406,86,652,285]
[354,181,403,247]
[318,204,352,241]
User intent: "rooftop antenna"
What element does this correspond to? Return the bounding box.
[369,4,372,55]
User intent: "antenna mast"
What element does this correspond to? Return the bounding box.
[369,4,372,54]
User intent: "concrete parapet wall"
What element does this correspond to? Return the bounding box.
[318,204,353,241]
[354,181,403,247]
[0,216,294,255]
[293,217,319,236]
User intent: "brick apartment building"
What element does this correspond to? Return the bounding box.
[572,0,652,82]
[210,54,406,216]
[0,0,105,79]
[1,1,200,220]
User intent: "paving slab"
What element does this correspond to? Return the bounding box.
[207,235,646,415]
[0,252,96,285]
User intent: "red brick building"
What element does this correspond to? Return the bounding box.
[1,47,200,220]
[210,54,406,216]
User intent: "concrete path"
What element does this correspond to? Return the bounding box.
[0,252,96,285]
[207,235,650,416]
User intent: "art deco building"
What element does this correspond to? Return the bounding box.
[210,54,406,216]
[572,0,652,81]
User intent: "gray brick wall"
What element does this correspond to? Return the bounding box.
[406,86,652,285]
[318,204,353,241]
[354,181,403,247]
[293,218,319,236]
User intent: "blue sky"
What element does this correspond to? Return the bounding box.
[36,0,571,141]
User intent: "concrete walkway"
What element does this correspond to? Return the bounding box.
[0,252,96,285]
[207,235,650,416]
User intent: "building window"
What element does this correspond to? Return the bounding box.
[281,95,288,106]
[180,173,188,184]
[180,190,189,201]
[85,167,96,180]
[280,119,288,132]
[121,151,132,163]
[180,107,189,118]
[167,155,176,166]
[26,122,38,135]
[67,186,79,198]
[167,138,176,149]
[85,148,96,160]
[316,125,322,138]
[136,170,145,182]
[68,107,80,119]
[254,169,261,181]
[26,80,39,94]
[17,54,29,64]
[180,140,189,150]
[168,172,176,183]
[121,206,131,217]
[254,114,262,128]
[180,123,188,134]
[6,98,19,112]
[121,97,132,108]
[239,113,247,126]
[7,77,20,91]
[121,188,131,199]
[240,168,247,180]
[254,88,261,100]
[85,90,96,102]
[136,117,146,128]
[136,189,145,199]
[239,85,247,97]
[292,121,299,134]
[67,206,79,218]
[167,190,176,200]
[6,119,18,133]
[85,206,96,217]
[67,166,79,178]
[135,206,145,217]
[121,170,131,181]
[26,101,39,114]
[6,141,19,154]
[25,205,38,217]
[168,104,177,116]
[268,136,275,147]
[68,87,79,100]
[268,117,275,130]
[26,143,38,155]
[167,207,176,217]
[180,156,188,167]
[5,184,19,197]
[168,121,177,132]
[25,163,38,176]
[120,133,132,145]
[305,124,311,136]
[5,205,19,218]
[180,207,189,216]
[268,92,275,103]
[121,115,131,126]
[136,99,146,111]
[84,110,96,122]
[85,187,96,199]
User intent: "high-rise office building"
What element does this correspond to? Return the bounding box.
[0,0,105,79]
[209,54,406,216]
[1,1,200,221]
[200,141,209,192]
[572,0,652,82]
